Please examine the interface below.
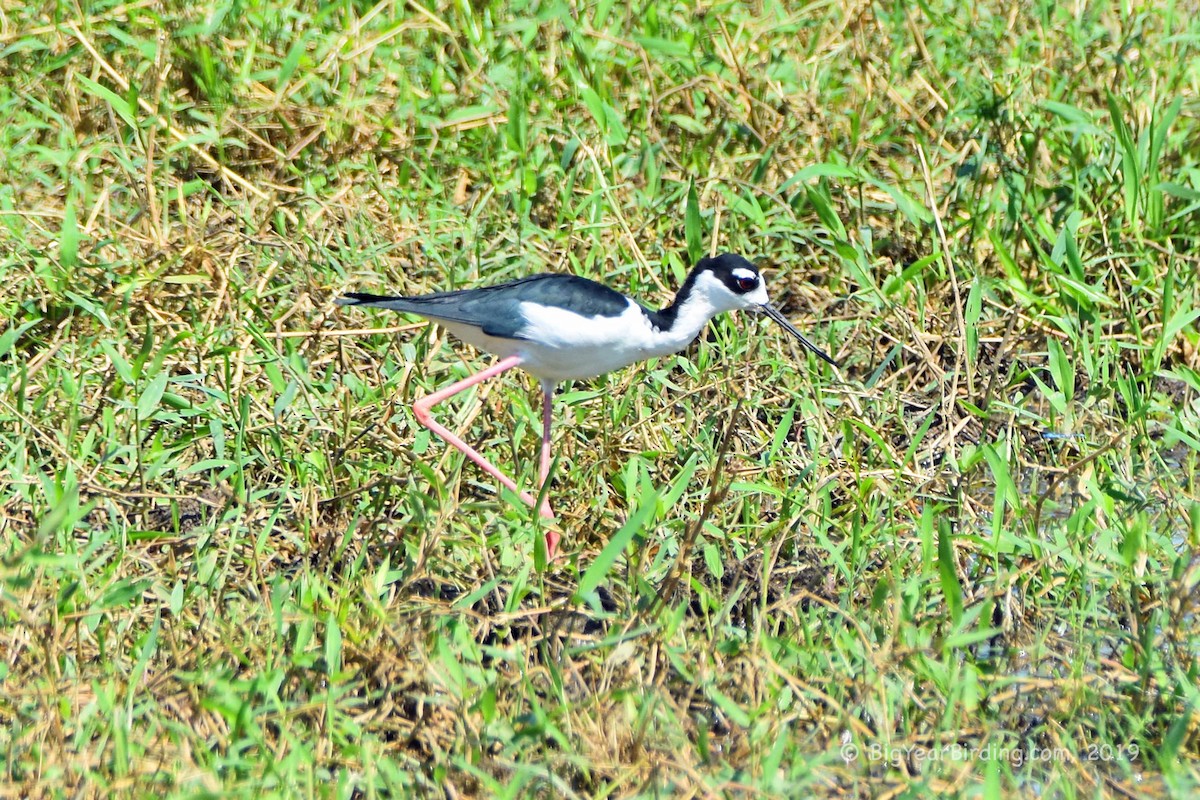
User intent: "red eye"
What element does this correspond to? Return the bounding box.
[736,276,757,291]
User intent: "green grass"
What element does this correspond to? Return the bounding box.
[2,0,1200,796]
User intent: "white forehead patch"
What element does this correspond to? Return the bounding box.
[732,267,757,282]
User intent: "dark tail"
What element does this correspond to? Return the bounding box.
[335,292,399,307]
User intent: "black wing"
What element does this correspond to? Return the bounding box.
[337,273,635,340]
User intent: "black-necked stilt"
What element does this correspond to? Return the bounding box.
[337,252,838,558]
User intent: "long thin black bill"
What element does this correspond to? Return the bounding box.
[759,304,839,368]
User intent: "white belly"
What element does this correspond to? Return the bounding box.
[438,301,695,382]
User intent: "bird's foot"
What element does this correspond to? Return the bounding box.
[544,527,562,561]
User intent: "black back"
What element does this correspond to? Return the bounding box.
[344,273,635,340]
[341,253,764,339]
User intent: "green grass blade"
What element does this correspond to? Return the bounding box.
[685,180,703,263]
[574,485,658,603]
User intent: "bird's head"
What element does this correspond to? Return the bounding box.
[685,253,838,367]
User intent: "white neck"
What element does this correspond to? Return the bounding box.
[647,270,760,355]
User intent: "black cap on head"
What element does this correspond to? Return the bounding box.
[696,253,762,295]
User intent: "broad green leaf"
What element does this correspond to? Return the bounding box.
[324,613,342,674]
[685,180,703,263]
[76,74,138,130]
[137,372,169,420]
[937,517,962,623]
[59,197,79,269]
[707,686,752,728]
[575,485,657,602]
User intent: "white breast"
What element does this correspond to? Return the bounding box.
[506,300,689,381]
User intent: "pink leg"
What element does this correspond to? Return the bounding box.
[412,355,555,523]
[538,381,560,558]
